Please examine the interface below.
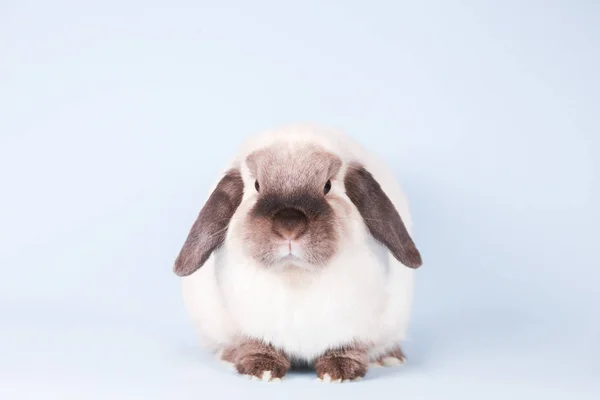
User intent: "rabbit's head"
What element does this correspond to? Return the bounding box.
[173,129,422,276]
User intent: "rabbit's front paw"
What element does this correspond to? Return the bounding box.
[232,339,290,382]
[315,346,368,383]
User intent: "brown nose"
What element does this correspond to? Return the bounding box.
[272,208,308,239]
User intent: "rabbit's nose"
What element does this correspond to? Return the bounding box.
[271,208,309,240]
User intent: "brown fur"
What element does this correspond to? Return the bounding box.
[344,163,422,268]
[241,145,343,268]
[173,169,244,276]
[271,208,309,239]
[314,344,369,381]
[220,346,238,364]
[223,338,291,379]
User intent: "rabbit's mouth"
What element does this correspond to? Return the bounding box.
[274,244,313,268]
[274,239,305,260]
[276,254,317,272]
[280,254,303,263]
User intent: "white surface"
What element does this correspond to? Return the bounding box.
[0,1,598,399]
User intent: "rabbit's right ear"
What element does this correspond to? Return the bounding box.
[173,169,244,277]
[344,163,422,269]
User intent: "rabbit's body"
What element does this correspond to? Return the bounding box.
[182,227,414,362]
[176,126,421,380]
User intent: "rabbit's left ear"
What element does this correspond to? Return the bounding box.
[344,163,422,268]
[173,169,244,276]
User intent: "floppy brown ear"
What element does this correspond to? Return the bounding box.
[173,169,244,276]
[344,163,422,268]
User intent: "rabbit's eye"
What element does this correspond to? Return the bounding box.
[255,180,260,192]
[324,180,332,194]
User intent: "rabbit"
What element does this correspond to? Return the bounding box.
[173,125,422,382]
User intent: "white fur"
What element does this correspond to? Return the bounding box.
[181,125,416,362]
[381,356,405,366]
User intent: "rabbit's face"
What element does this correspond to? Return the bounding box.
[237,143,352,269]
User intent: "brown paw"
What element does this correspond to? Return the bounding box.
[236,353,288,381]
[314,348,368,383]
[232,340,290,382]
[371,346,407,368]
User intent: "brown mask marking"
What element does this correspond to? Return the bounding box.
[344,163,422,268]
[271,208,309,239]
[173,169,244,276]
[241,145,343,267]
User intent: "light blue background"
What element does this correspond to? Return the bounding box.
[1,1,598,399]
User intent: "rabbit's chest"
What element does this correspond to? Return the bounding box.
[219,257,388,360]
